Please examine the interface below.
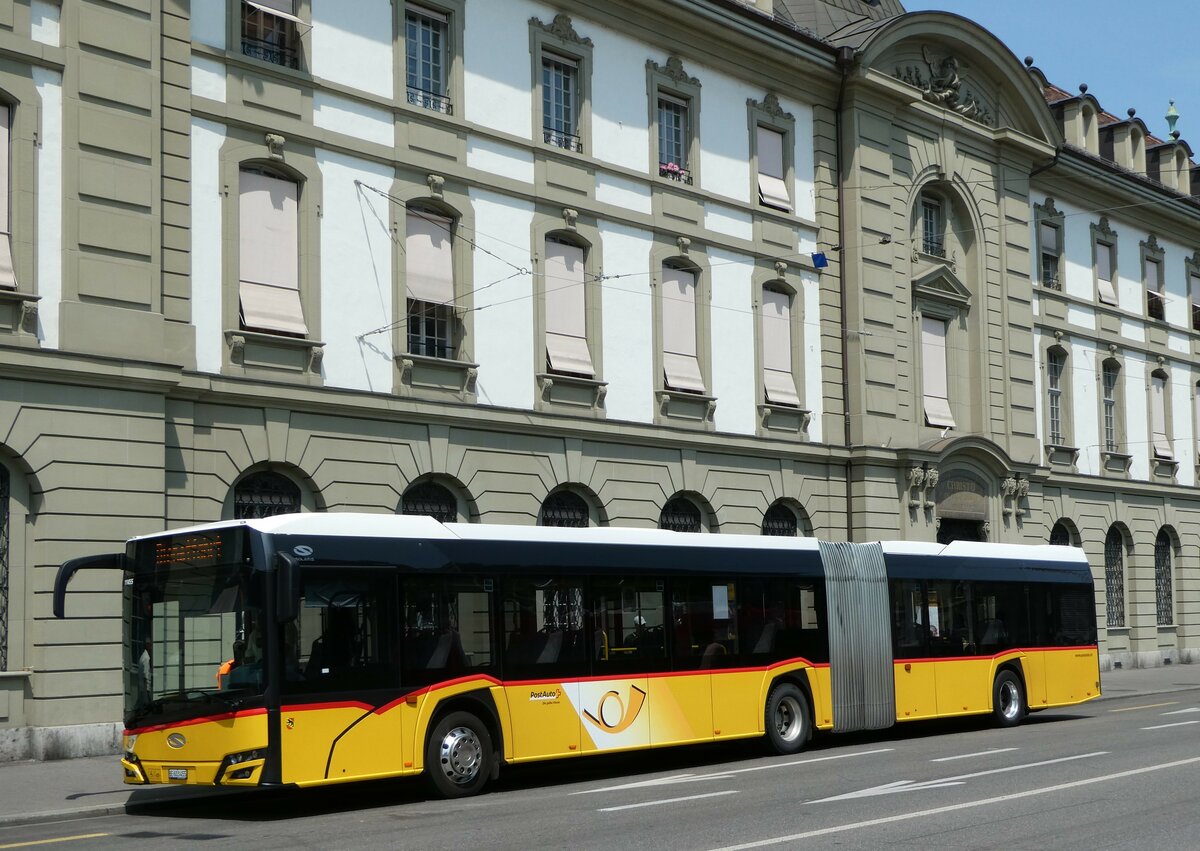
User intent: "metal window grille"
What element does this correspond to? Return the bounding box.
[921,198,945,257]
[657,96,689,179]
[1047,351,1064,445]
[538,491,589,527]
[241,3,300,70]
[1104,527,1125,628]
[406,11,452,114]
[402,481,456,522]
[234,472,301,520]
[1154,531,1174,626]
[659,498,701,533]
[407,300,454,359]
[1049,521,1071,547]
[762,503,798,537]
[0,465,8,671]
[542,56,580,150]
[1102,363,1119,452]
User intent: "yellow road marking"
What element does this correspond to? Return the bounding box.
[1108,701,1179,713]
[0,834,109,849]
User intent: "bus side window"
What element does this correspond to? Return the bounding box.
[670,580,738,670]
[890,579,928,658]
[591,577,664,674]
[402,576,495,687]
[739,578,827,665]
[501,578,587,680]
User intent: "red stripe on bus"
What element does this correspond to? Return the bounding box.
[894,645,1098,665]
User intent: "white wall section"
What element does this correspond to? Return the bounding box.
[191,57,227,103]
[33,68,62,349]
[191,1,225,50]
[598,222,654,423]
[311,0,394,99]
[596,173,652,216]
[708,249,755,435]
[190,119,225,375]
[467,137,535,184]
[314,91,394,147]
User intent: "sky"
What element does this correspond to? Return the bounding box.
[900,1,1200,143]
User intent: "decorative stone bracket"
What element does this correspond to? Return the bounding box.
[906,464,939,511]
[657,389,716,426]
[1000,474,1029,518]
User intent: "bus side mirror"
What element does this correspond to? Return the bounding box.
[274,552,300,623]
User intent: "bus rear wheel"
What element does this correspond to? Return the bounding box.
[992,670,1026,728]
[425,711,494,798]
[765,682,811,755]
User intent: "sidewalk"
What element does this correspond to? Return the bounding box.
[1,663,1199,829]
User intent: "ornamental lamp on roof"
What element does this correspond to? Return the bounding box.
[1166,100,1180,140]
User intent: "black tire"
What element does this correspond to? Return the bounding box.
[425,710,494,798]
[992,669,1026,728]
[764,682,811,755]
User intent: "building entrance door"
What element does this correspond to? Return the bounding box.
[936,518,985,543]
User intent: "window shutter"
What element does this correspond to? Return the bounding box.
[244,0,307,26]
[239,171,307,335]
[756,126,791,211]
[661,266,706,393]
[405,212,455,305]
[1151,375,1172,458]
[0,106,13,290]
[1096,244,1117,305]
[761,288,799,406]
[1038,222,1057,253]
[544,239,594,376]
[921,316,956,428]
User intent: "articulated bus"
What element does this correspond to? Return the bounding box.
[54,514,1100,798]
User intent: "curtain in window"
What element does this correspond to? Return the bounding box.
[406,211,455,305]
[1096,243,1117,305]
[921,317,956,428]
[0,106,14,290]
[661,265,705,393]
[1150,374,1172,458]
[756,126,790,211]
[239,170,307,335]
[544,240,593,376]
[761,288,799,406]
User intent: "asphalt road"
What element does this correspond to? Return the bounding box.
[4,689,1199,850]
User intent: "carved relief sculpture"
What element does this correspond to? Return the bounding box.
[895,47,993,125]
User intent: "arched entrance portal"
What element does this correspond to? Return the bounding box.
[934,469,988,543]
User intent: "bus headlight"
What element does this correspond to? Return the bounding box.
[217,748,266,784]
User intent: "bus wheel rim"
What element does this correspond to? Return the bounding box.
[439,726,483,785]
[1000,681,1020,720]
[775,695,803,742]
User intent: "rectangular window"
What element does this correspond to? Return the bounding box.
[542,54,580,151]
[657,95,690,182]
[544,239,594,376]
[0,105,12,290]
[761,288,799,406]
[1047,351,1064,445]
[592,577,664,673]
[921,198,945,257]
[1191,273,1200,332]
[1102,363,1119,452]
[503,577,587,679]
[241,0,302,70]
[1038,221,1060,289]
[403,575,494,687]
[405,210,455,359]
[239,170,307,336]
[756,126,791,211]
[1151,374,1172,459]
[406,7,451,114]
[1145,257,1165,320]
[1096,241,1117,305]
[661,265,706,393]
[921,316,956,428]
[670,580,738,670]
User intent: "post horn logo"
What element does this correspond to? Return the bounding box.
[166,733,186,749]
[583,685,647,734]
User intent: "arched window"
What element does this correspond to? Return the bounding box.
[239,167,307,337]
[0,464,9,671]
[1049,520,1072,546]
[538,490,589,527]
[401,481,457,523]
[919,193,945,257]
[233,471,301,520]
[1155,529,1174,626]
[1104,526,1125,628]
[659,497,701,533]
[762,502,798,537]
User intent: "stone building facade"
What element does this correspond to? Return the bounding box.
[0,0,1196,757]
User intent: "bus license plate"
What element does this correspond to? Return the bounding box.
[167,768,188,781]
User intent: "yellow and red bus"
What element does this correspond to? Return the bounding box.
[54,514,1099,797]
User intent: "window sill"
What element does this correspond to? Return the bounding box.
[656,389,716,429]
[1101,451,1132,476]
[1152,457,1178,479]
[1045,443,1079,468]
[757,403,811,438]
[0,290,40,344]
[536,372,606,417]
[396,353,478,401]
[225,329,324,383]
[0,669,32,680]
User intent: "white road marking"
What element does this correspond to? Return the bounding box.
[931,747,1017,762]
[1161,707,1200,716]
[1141,720,1200,730]
[1108,701,1178,713]
[709,754,1200,850]
[572,748,893,795]
[808,751,1107,804]
[598,790,738,812]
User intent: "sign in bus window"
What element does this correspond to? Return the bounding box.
[670,580,738,670]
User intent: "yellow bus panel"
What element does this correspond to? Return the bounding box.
[894,661,938,720]
[645,675,712,746]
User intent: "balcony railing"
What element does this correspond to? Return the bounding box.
[922,237,946,258]
[544,127,582,153]
[658,162,693,184]
[242,36,299,70]
[407,86,453,115]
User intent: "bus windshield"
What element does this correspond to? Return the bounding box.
[125,530,266,728]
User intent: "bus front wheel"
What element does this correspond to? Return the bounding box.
[992,670,1026,728]
[765,682,811,755]
[425,711,494,798]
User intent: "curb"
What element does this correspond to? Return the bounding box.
[0,790,236,829]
